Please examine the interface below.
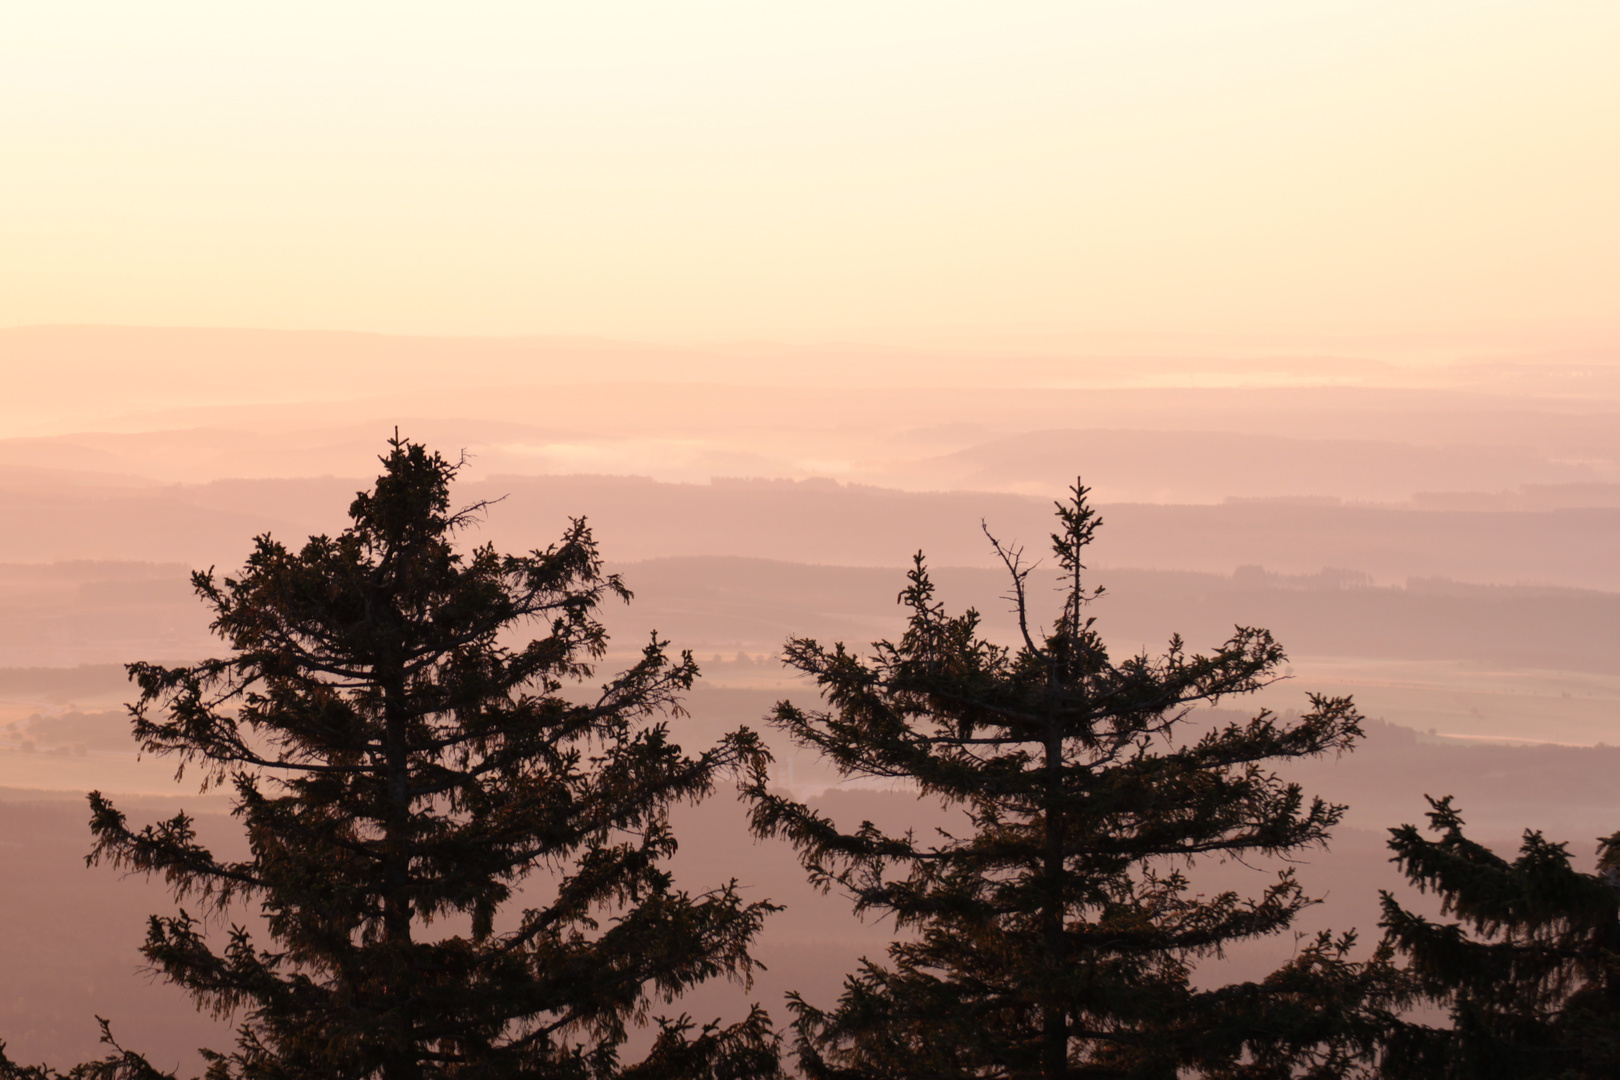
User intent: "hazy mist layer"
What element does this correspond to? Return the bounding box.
[3,328,1619,1072]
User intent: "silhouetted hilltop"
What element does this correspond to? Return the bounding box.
[912,427,1609,501]
[3,472,1620,589]
[4,555,1618,674]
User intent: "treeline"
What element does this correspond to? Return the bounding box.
[8,469,1620,590]
[605,558,1620,677]
[3,711,131,755]
[0,667,128,698]
[10,556,1620,684]
[2,440,1616,1080]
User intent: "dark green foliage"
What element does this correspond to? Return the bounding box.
[1379,797,1620,1079]
[744,483,1403,1079]
[47,437,779,1080]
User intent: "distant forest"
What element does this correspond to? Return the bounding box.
[4,440,1617,1080]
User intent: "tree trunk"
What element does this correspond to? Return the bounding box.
[381,664,423,1080]
[1042,711,1067,1080]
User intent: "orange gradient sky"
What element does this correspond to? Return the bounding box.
[2,1,1616,344]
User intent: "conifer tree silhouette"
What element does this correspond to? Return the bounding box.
[1378,797,1620,1079]
[744,482,1401,1079]
[1,437,779,1080]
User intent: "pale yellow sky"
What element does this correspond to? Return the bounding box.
[1,1,1615,344]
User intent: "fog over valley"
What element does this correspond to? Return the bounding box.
[7,2,1620,1069]
[2,327,1618,1070]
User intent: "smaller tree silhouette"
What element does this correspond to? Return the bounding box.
[744,482,1403,1079]
[1379,797,1620,1079]
[3,437,779,1080]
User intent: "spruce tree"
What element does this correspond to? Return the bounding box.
[744,483,1399,1079]
[1378,797,1620,1079]
[16,437,780,1080]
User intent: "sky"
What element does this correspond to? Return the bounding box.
[5,10,1620,1061]
[2,1,1616,345]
